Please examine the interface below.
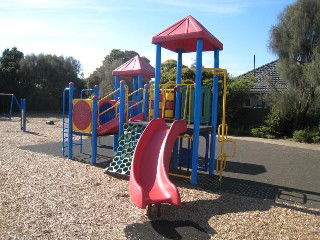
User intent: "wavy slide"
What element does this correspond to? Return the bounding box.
[129,118,187,209]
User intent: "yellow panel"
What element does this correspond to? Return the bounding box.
[165,92,175,101]
[165,110,174,118]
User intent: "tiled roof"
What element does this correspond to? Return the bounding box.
[238,60,287,93]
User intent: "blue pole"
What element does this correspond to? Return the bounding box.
[9,95,14,120]
[173,49,183,170]
[209,50,220,176]
[68,82,74,160]
[20,98,26,132]
[137,73,143,113]
[114,76,120,100]
[119,80,126,138]
[113,75,120,151]
[175,49,183,120]
[132,77,137,102]
[191,39,203,185]
[143,84,149,121]
[91,85,99,165]
[154,43,161,119]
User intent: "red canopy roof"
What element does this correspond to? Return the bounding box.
[152,15,223,53]
[112,55,155,78]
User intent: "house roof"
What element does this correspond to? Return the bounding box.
[238,60,287,93]
[152,15,223,53]
[112,55,155,78]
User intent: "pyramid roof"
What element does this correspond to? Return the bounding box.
[152,15,223,53]
[112,55,155,78]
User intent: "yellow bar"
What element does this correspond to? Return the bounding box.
[99,102,119,116]
[100,88,120,101]
[169,173,191,180]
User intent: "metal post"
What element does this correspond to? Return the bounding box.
[191,39,203,185]
[113,75,120,151]
[119,80,126,138]
[154,43,162,119]
[143,84,149,121]
[9,95,14,120]
[20,98,26,132]
[175,49,183,120]
[132,76,137,102]
[91,85,99,165]
[173,49,183,170]
[114,76,120,100]
[210,50,220,176]
[137,73,143,113]
[68,82,74,160]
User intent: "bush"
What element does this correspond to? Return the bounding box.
[293,130,311,143]
[293,128,320,143]
[250,110,284,138]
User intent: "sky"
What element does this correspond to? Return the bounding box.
[0,0,297,78]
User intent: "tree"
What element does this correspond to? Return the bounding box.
[18,54,84,111]
[0,47,24,94]
[269,0,320,131]
[85,49,151,97]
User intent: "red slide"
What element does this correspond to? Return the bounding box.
[129,118,187,209]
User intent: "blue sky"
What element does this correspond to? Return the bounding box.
[0,0,296,78]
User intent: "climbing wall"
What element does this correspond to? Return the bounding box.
[104,122,146,176]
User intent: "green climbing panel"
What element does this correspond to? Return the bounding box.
[104,122,146,176]
[180,86,211,124]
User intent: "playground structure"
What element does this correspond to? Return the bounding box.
[62,55,154,164]
[0,93,26,131]
[61,15,236,213]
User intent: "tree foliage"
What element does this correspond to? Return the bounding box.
[223,75,256,132]
[269,0,320,132]
[0,47,84,112]
[85,49,151,97]
[0,47,24,94]
[18,54,84,111]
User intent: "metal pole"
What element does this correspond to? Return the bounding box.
[20,98,26,132]
[113,75,120,151]
[68,82,74,160]
[91,85,99,165]
[209,50,220,176]
[119,80,126,138]
[191,39,203,185]
[137,73,143,113]
[9,95,14,120]
[143,84,149,121]
[154,43,162,119]
[175,49,183,120]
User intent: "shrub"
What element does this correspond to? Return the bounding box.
[293,130,311,143]
[251,110,284,138]
[293,128,320,143]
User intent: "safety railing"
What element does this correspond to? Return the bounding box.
[205,68,237,182]
[98,86,127,122]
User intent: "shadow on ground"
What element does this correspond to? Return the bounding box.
[124,175,320,240]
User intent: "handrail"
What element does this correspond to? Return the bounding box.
[127,87,144,116]
[100,88,120,101]
[98,85,129,123]
[209,68,237,182]
[99,102,119,117]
